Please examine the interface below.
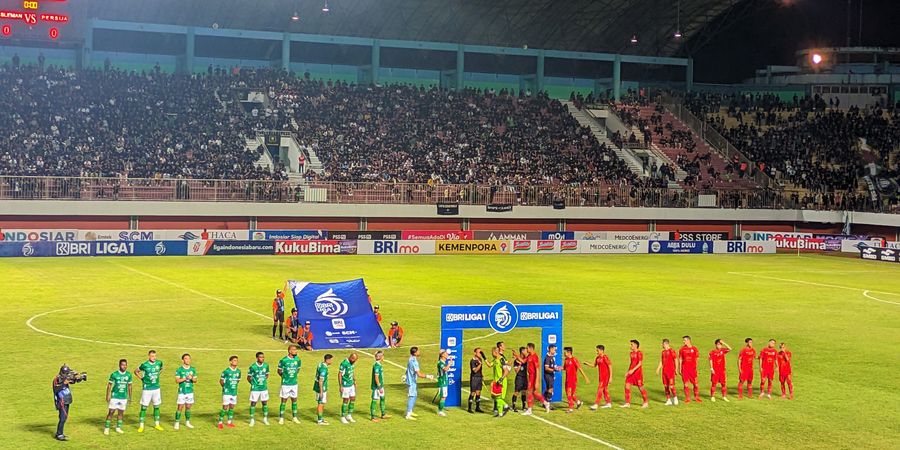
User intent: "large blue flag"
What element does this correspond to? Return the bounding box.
[287,279,387,349]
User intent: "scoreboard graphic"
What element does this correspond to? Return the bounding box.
[1,0,71,41]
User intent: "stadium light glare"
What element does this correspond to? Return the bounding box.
[811,53,823,65]
[322,2,330,13]
[291,11,300,21]
[674,30,682,38]
[630,34,638,44]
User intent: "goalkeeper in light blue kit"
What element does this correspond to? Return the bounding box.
[404,346,434,420]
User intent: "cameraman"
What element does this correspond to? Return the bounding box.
[52,365,86,441]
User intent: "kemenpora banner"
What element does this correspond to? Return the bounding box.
[287,279,388,349]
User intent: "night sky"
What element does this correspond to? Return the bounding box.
[689,0,900,83]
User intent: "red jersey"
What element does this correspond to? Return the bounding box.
[563,356,580,383]
[661,348,677,374]
[679,345,699,372]
[777,351,792,374]
[708,348,730,373]
[526,353,541,378]
[739,347,756,370]
[760,347,778,370]
[594,354,611,383]
[628,350,643,376]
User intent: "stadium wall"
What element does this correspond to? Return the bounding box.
[1,201,897,239]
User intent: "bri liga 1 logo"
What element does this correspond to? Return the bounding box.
[488,300,518,333]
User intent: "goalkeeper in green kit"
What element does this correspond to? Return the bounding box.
[247,352,270,427]
[370,351,389,422]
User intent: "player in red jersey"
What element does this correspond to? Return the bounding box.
[708,339,731,402]
[758,339,778,399]
[562,347,588,413]
[584,345,612,410]
[522,343,550,415]
[656,339,679,406]
[678,335,702,403]
[737,338,756,399]
[776,342,793,399]
[621,340,649,409]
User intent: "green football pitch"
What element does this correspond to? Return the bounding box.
[1,254,898,449]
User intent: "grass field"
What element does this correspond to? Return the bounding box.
[1,253,899,449]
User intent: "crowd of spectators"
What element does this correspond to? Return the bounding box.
[267,78,639,187]
[683,92,900,193]
[0,63,283,181]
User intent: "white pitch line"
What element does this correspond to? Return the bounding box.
[114,263,271,320]
[25,299,291,352]
[862,290,900,306]
[727,272,900,306]
[112,265,623,449]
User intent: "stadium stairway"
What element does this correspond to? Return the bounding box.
[247,135,274,172]
[290,117,324,175]
[563,101,648,179]
[637,105,758,189]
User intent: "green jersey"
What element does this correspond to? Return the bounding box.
[138,360,163,390]
[437,360,449,387]
[175,365,197,394]
[278,355,301,386]
[108,370,133,400]
[248,362,269,392]
[371,361,384,390]
[338,359,355,388]
[313,362,329,393]
[492,357,504,381]
[221,367,241,396]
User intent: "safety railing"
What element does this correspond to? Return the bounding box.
[1,176,894,213]
[658,94,777,189]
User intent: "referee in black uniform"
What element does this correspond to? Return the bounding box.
[272,290,285,341]
[467,348,487,413]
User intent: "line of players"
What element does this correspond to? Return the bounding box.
[103,345,406,435]
[483,336,794,416]
[101,336,794,434]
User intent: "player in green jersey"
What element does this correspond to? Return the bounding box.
[370,351,389,422]
[277,344,302,424]
[247,351,270,427]
[338,353,358,424]
[104,359,132,435]
[313,354,333,425]
[218,356,241,429]
[436,350,450,416]
[174,353,198,430]
[491,346,510,417]
[135,349,164,432]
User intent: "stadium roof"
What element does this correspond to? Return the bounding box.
[86,0,741,57]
